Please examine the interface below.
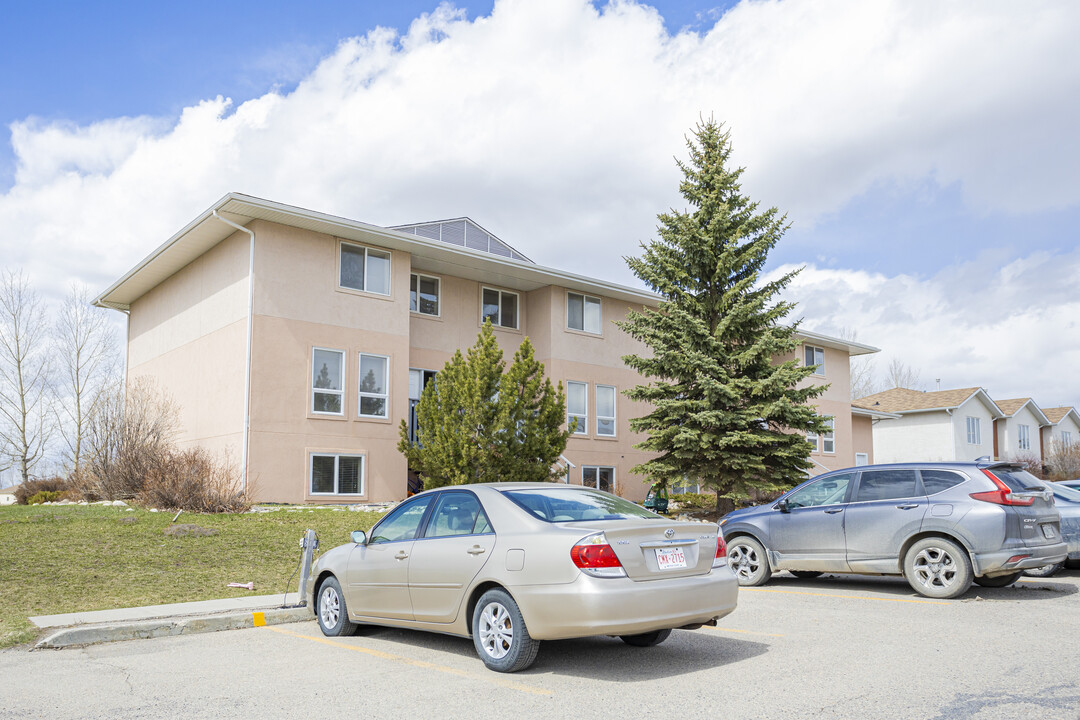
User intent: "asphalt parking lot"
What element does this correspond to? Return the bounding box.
[4,571,1080,720]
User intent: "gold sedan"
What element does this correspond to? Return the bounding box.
[307,483,739,672]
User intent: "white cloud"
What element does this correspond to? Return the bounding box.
[772,248,1080,408]
[0,0,1078,406]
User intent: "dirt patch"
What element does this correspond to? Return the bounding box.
[163,523,218,538]
[117,517,138,525]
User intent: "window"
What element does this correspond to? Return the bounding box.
[358,353,389,418]
[855,453,869,466]
[481,287,518,329]
[1018,424,1031,451]
[567,292,601,334]
[1063,431,1073,447]
[310,453,363,495]
[855,469,918,502]
[340,242,391,295]
[785,473,853,509]
[966,416,981,445]
[596,384,616,436]
[920,469,966,495]
[425,492,492,538]
[582,466,615,493]
[804,345,825,375]
[807,426,819,452]
[822,417,835,454]
[368,496,433,544]
[312,348,344,415]
[567,381,587,434]
[410,273,440,316]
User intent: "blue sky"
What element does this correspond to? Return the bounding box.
[1,0,1078,406]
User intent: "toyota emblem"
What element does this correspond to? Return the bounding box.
[664,528,675,538]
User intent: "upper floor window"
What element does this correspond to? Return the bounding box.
[358,353,389,418]
[804,345,825,375]
[482,288,518,329]
[822,417,835,453]
[596,384,616,436]
[410,273,440,316]
[567,381,587,435]
[1063,431,1074,447]
[340,242,391,295]
[966,416,981,445]
[312,348,344,415]
[567,292,601,334]
[1018,424,1031,451]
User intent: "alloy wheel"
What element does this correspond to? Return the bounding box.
[911,546,957,590]
[320,585,341,629]
[728,543,760,581]
[478,601,514,660]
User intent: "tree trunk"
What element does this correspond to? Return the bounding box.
[715,491,735,517]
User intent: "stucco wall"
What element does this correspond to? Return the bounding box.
[951,397,997,462]
[780,344,855,473]
[996,405,1045,462]
[872,412,955,463]
[851,415,875,464]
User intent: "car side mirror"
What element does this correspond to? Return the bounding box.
[776,498,790,513]
[351,530,368,545]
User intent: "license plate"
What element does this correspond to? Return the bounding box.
[1042,524,1056,539]
[655,546,687,570]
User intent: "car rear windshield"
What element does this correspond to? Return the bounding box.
[987,467,1043,492]
[501,487,661,522]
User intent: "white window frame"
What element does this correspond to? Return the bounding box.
[410,273,441,316]
[309,452,365,496]
[1017,424,1031,451]
[807,427,820,452]
[1062,431,1073,448]
[339,241,392,296]
[966,416,981,445]
[804,345,826,376]
[822,416,835,454]
[582,466,616,493]
[566,291,602,334]
[567,381,588,435]
[311,347,345,416]
[855,452,869,466]
[481,287,519,329]
[595,384,616,437]
[358,353,390,419]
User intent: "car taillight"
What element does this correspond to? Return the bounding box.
[713,532,727,567]
[570,533,626,578]
[970,469,1035,506]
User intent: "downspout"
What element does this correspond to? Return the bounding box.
[212,211,254,492]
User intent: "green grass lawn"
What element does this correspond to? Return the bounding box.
[0,504,385,649]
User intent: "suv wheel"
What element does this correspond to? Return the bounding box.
[727,536,772,586]
[903,537,973,599]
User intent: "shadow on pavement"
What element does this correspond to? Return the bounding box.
[762,571,1079,601]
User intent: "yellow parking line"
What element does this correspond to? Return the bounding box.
[741,587,949,605]
[712,627,784,638]
[265,626,552,696]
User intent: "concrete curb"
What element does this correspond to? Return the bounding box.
[35,606,314,650]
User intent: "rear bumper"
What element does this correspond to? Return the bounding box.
[509,566,739,640]
[974,541,1068,576]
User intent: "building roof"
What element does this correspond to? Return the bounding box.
[853,386,1003,417]
[994,398,1050,425]
[850,405,902,420]
[1044,406,1080,425]
[92,193,880,358]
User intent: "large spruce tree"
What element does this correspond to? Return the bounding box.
[620,119,828,513]
[398,321,571,489]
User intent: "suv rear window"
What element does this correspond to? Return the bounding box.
[987,467,1042,492]
[920,470,966,495]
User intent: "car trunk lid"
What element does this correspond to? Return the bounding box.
[565,519,719,580]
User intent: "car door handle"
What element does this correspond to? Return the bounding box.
[823,508,843,514]
[394,551,409,560]
[467,546,487,555]
[896,504,920,510]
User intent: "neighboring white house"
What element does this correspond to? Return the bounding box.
[1042,406,1080,454]
[853,387,1003,464]
[993,398,1050,463]
[0,485,18,505]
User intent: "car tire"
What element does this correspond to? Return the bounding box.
[903,537,973,599]
[620,629,672,647]
[316,576,358,637]
[974,571,1024,587]
[1023,563,1062,578]
[726,536,772,586]
[1065,559,1080,570]
[790,571,823,579]
[472,588,540,673]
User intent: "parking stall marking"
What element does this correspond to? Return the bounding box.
[741,587,950,605]
[265,626,553,696]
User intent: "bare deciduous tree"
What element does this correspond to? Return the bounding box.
[839,327,879,399]
[0,270,54,482]
[884,358,924,391]
[54,283,119,472]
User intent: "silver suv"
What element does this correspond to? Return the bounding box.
[720,462,1068,598]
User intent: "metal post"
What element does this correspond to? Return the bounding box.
[297,529,318,607]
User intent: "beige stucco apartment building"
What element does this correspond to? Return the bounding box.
[95,194,877,504]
